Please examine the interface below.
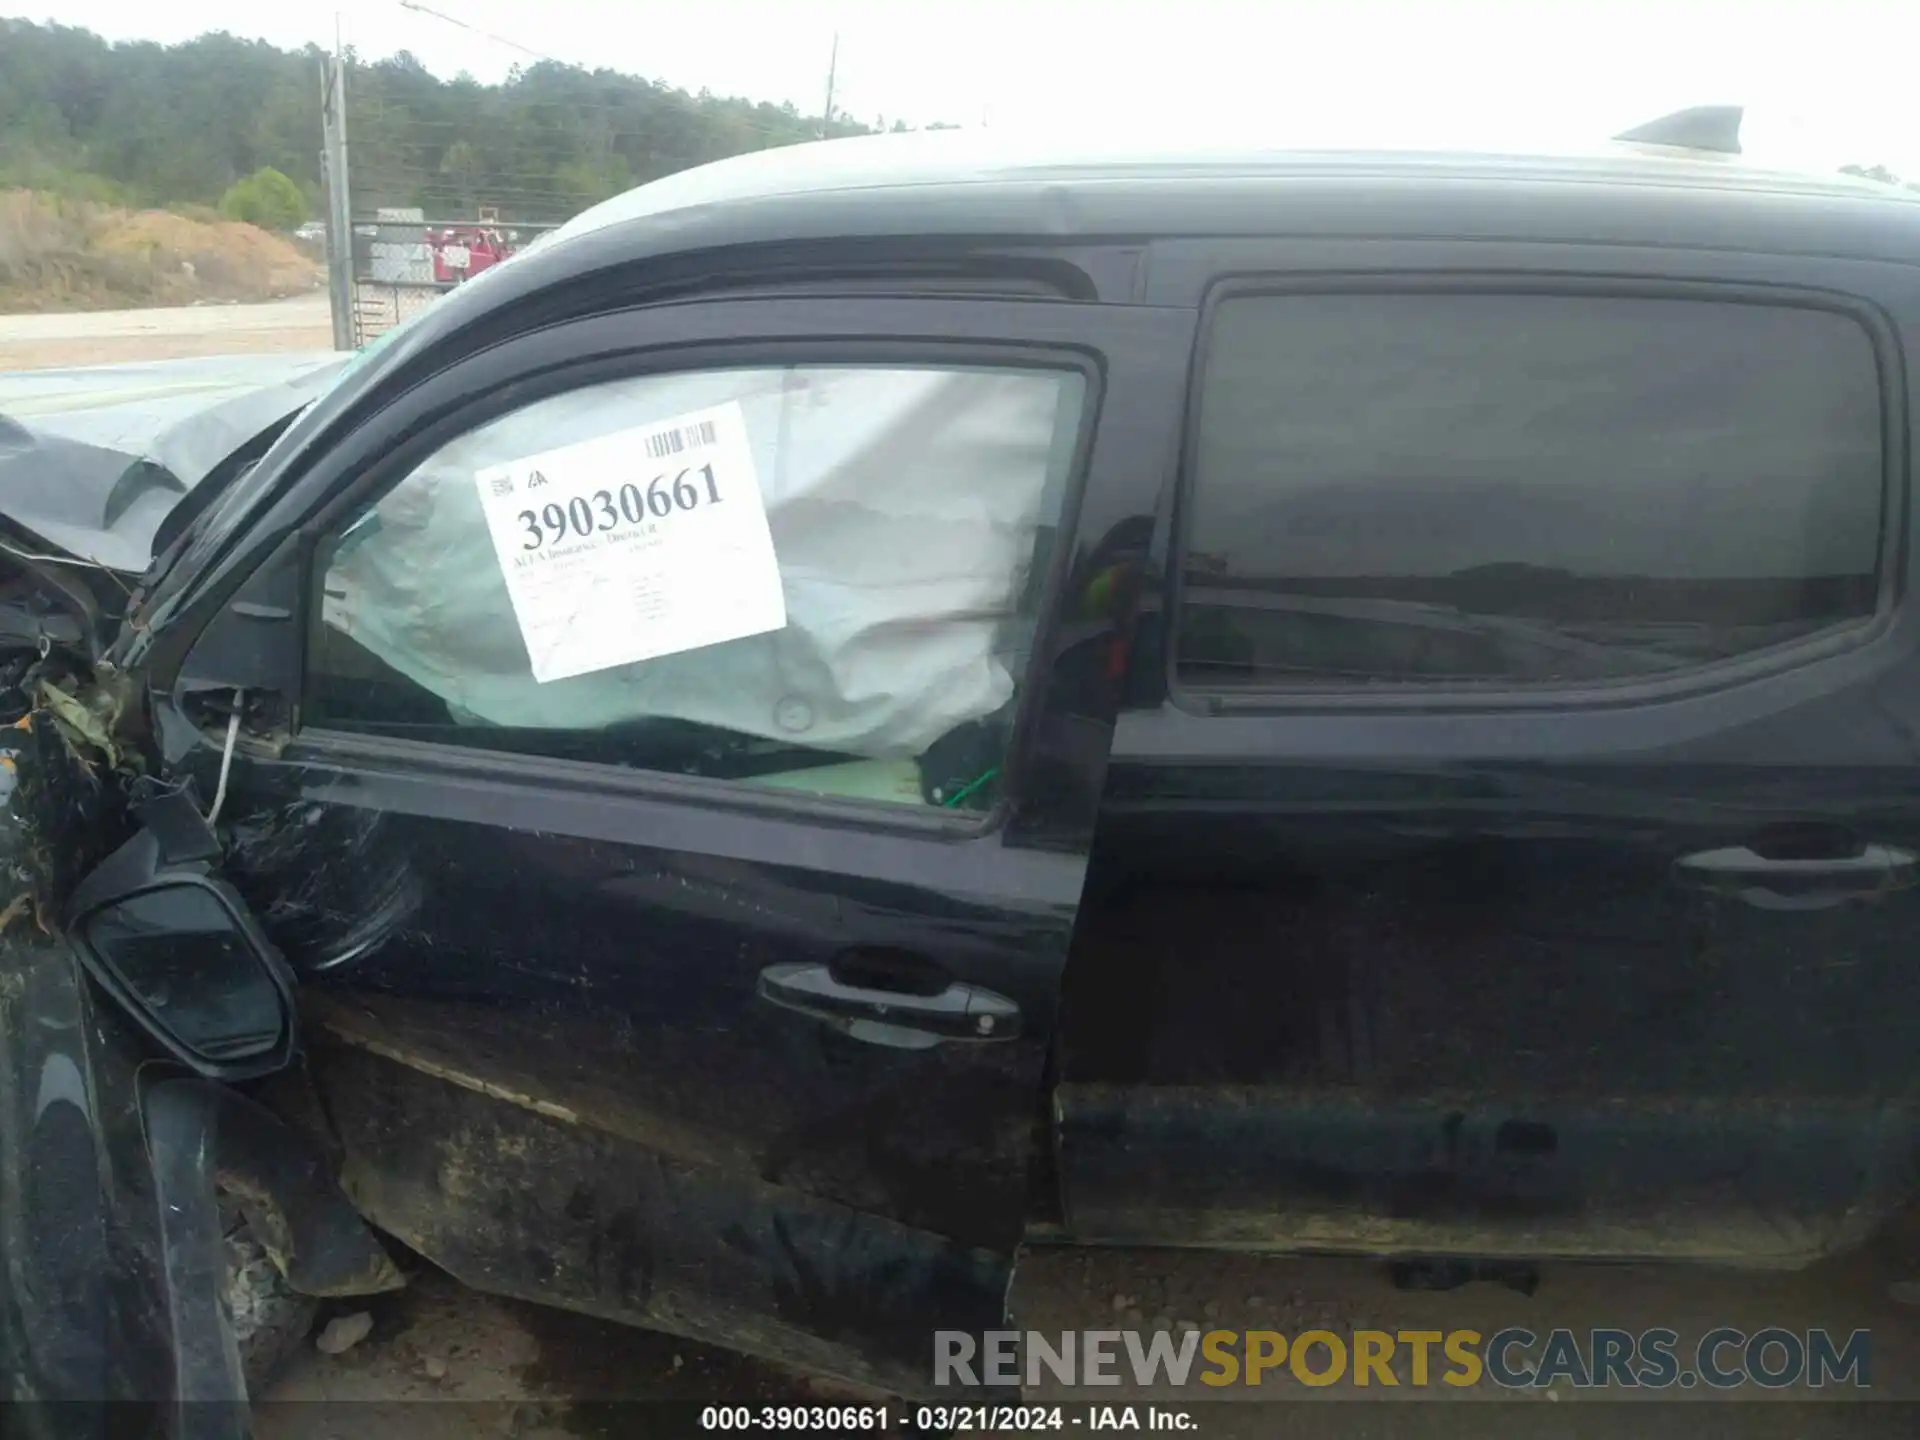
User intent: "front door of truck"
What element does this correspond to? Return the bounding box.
[143,294,1192,1393]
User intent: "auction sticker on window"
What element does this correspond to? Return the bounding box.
[473,401,786,683]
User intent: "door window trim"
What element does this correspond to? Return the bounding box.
[284,335,1107,836]
[1165,272,1909,716]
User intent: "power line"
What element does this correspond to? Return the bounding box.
[395,0,558,65]
[350,90,839,146]
[354,115,827,146]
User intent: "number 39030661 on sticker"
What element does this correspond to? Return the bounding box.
[471,400,787,683]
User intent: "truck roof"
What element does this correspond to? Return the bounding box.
[464,128,1920,304]
[549,128,1915,244]
[324,127,1920,432]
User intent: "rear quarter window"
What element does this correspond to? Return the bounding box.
[1177,289,1888,691]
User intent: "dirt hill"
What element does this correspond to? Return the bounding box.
[0,190,324,313]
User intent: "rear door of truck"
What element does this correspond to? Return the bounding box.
[1060,227,1920,1263]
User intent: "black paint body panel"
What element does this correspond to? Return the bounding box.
[88,155,1920,1384]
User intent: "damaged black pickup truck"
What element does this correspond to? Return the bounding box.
[10,109,1920,1430]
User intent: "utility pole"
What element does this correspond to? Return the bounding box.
[320,45,355,350]
[819,32,839,140]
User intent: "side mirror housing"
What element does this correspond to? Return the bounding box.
[66,796,296,1080]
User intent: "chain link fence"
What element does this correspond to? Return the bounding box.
[348,209,558,346]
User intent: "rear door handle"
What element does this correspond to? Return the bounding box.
[757,963,1021,1046]
[1674,843,1918,910]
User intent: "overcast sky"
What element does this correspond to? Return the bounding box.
[15,1,1920,176]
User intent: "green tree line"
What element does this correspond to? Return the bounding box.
[0,19,904,225]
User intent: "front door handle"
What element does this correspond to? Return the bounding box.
[1675,843,1918,910]
[757,963,1021,1046]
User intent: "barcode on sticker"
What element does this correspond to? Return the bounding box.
[645,419,718,458]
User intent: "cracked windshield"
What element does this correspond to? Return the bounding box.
[4,2,1920,1436]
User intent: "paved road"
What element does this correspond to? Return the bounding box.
[0,293,333,370]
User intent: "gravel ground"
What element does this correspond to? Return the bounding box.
[0,294,333,370]
[251,1235,1920,1437]
[254,1266,838,1440]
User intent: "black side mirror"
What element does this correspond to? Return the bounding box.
[66,794,296,1080]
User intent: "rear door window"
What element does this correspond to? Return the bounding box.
[1178,290,1887,690]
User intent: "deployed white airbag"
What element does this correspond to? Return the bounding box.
[320,365,1082,758]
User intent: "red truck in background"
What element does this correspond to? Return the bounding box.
[427,223,515,287]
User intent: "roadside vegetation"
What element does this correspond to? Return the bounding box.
[0,18,910,225]
[219,168,310,233]
[0,189,320,312]
[0,17,942,313]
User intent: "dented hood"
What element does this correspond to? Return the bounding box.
[0,353,350,573]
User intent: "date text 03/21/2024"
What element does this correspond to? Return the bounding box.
[698,1406,1188,1431]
